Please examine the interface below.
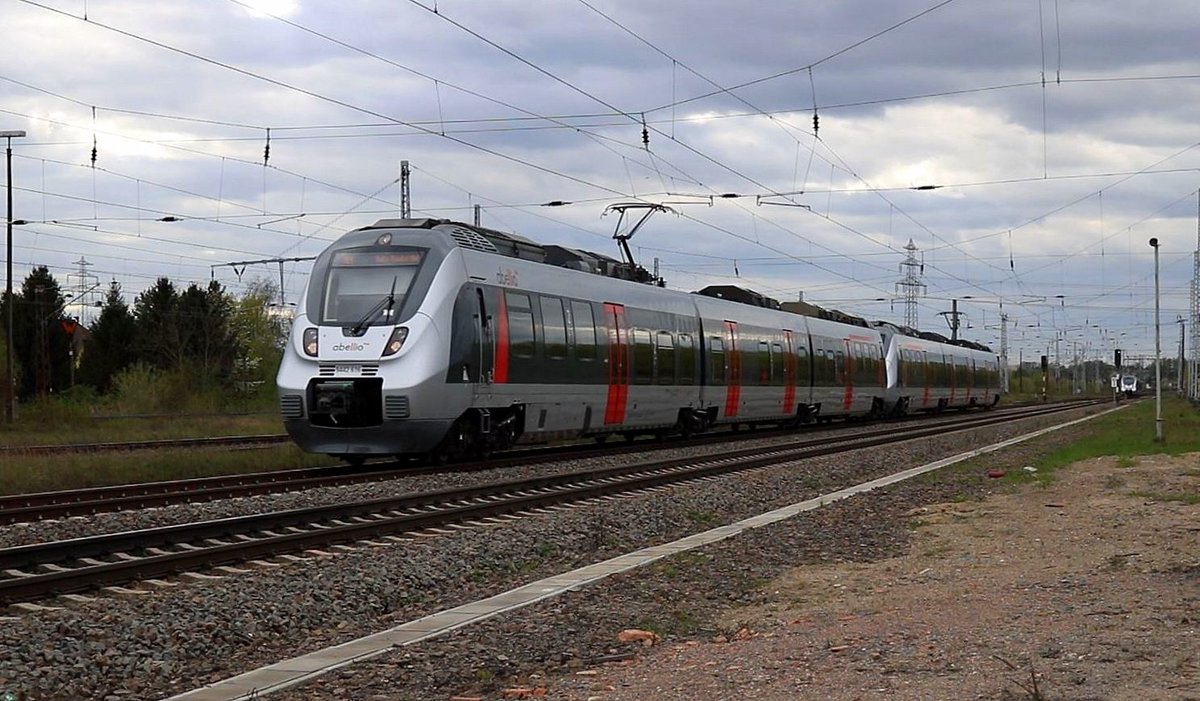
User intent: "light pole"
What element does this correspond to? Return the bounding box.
[3,129,24,425]
[1150,237,1163,442]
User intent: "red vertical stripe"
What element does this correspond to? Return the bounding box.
[494,292,509,384]
[603,304,628,425]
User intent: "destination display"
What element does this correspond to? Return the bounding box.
[332,249,423,267]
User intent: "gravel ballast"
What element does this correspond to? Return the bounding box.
[0,406,1104,700]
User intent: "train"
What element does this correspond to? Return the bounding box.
[276,218,1003,463]
[1120,374,1139,397]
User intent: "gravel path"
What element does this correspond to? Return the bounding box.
[0,406,1101,700]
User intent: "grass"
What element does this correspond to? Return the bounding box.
[0,446,334,496]
[1004,396,1200,487]
[0,396,309,495]
[0,411,284,447]
[658,551,712,578]
[685,509,721,527]
[1129,491,1200,505]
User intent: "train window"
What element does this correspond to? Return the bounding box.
[632,329,653,384]
[796,346,810,383]
[656,332,675,384]
[505,292,536,358]
[855,343,875,386]
[709,336,726,383]
[320,247,424,325]
[771,342,784,386]
[540,297,567,359]
[570,301,596,361]
[677,333,695,385]
[834,349,845,384]
[757,340,770,386]
[812,347,824,384]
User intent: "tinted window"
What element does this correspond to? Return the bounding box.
[797,346,810,384]
[656,332,675,384]
[540,297,567,359]
[677,333,696,385]
[758,340,770,385]
[633,329,653,384]
[506,292,535,358]
[709,336,726,383]
[570,301,596,360]
[772,342,784,386]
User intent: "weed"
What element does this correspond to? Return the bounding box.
[1130,491,1200,505]
[686,509,721,527]
[993,655,1048,700]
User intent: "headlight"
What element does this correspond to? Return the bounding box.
[302,328,319,357]
[382,327,409,357]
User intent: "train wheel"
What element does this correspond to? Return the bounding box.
[593,435,609,444]
[336,454,366,467]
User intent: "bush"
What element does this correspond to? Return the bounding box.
[111,362,228,415]
[18,394,95,425]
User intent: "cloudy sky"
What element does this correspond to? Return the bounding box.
[3,0,1199,366]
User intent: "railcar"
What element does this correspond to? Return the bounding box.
[277,218,1001,463]
[877,323,1002,415]
[1120,374,1139,397]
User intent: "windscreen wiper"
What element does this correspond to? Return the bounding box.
[348,276,398,336]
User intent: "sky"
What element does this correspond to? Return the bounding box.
[2,0,1199,368]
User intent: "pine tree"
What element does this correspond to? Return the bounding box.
[133,277,182,370]
[13,267,70,398]
[77,281,138,393]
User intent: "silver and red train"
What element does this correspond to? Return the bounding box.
[277,218,1003,462]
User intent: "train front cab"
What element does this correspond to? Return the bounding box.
[277,223,467,461]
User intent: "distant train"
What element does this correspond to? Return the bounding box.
[277,219,1003,463]
[1120,374,1139,397]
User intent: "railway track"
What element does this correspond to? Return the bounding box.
[0,401,1084,525]
[0,433,290,456]
[0,400,1093,606]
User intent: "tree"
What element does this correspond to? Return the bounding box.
[177,280,238,380]
[0,312,21,409]
[77,281,138,393]
[231,278,288,395]
[12,266,70,398]
[133,277,183,370]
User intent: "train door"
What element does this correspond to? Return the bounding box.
[723,321,740,418]
[842,339,854,411]
[968,357,977,403]
[782,329,796,415]
[921,350,932,408]
[603,303,630,424]
[475,287,495,386]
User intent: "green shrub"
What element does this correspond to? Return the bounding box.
[18,394,94,425]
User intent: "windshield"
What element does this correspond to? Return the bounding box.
[320,248,424,325]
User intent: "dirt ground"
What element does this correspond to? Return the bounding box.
[553,453,1200,700]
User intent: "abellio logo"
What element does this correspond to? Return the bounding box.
[330,342,368,352]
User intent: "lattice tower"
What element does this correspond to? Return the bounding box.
[896,238,925,329]
[67,257,99,326]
